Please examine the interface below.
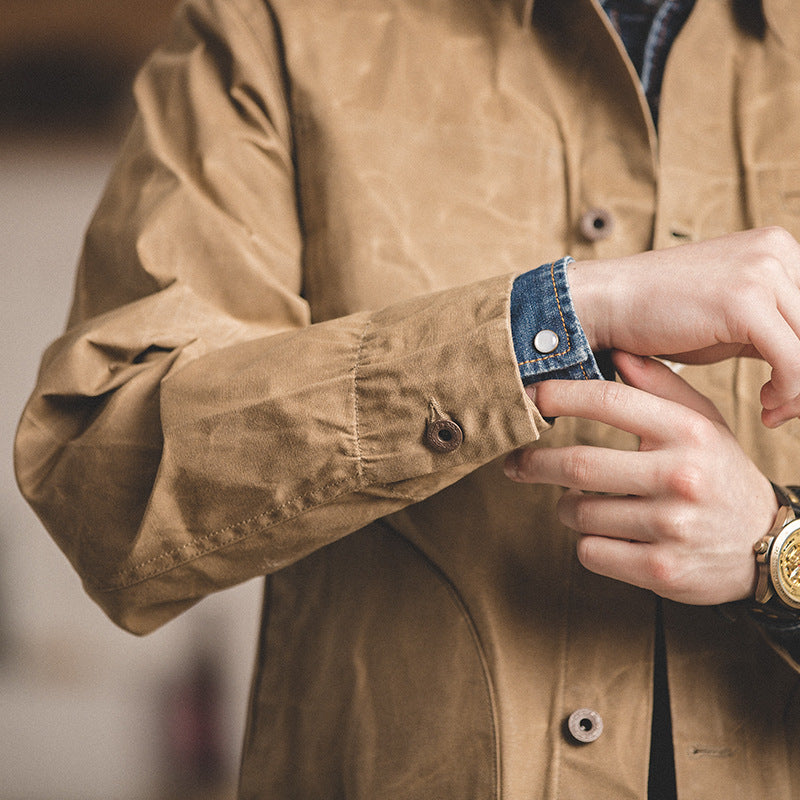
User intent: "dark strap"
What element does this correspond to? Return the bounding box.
[648,599,677,800]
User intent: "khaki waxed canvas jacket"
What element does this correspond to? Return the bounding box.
[14,0,800,796]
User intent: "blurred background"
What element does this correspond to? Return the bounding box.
[1,2,264,798]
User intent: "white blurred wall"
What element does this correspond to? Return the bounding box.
[0,135,262,800]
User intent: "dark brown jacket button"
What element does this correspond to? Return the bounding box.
[425,419,463,452]
[566,708,604,743]
[580,208,614,242]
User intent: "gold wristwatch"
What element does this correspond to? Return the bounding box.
[754,485,800,612]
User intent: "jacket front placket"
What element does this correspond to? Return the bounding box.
[514,1,662,798]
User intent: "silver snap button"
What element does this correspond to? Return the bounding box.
[533,329,560,354]
[567,708,603,743]
[579,208,614,242]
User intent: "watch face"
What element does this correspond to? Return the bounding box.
[779,530,800,594]
[772,523,800,608]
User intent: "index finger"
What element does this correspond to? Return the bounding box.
[526,379,693,442]
[747,307,800,409]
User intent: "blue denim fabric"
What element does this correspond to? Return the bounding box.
[510,257,603,384]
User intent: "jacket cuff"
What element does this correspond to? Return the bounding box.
[510,257,605,383]
[354,273,547,488]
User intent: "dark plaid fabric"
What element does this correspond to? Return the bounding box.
[600,0,697,125]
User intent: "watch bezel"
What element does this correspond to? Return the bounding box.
[769,517,800,610]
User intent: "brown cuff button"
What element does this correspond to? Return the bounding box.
[425,419,463,453]
[566,708,603,744]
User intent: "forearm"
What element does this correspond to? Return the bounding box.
[16,273,545,634]
[13,0,551,634]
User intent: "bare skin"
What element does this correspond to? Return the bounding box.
[504,352,778,605]
[567,226,800,427]
[503,227,800,602]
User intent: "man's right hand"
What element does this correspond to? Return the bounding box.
[567,227,800,427]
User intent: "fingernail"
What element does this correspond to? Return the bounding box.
[525,384,537,402]
[623,352,647,368]
[504,452,520,480]
[763,410,791,429]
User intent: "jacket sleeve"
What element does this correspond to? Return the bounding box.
[14,0,546,634]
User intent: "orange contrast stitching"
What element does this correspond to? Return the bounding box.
[517,261,573,367]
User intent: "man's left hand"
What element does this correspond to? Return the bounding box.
[504,351,778,605]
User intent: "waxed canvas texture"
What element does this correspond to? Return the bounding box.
[14,0,800,797]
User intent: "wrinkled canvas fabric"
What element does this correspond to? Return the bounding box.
[15,0,800,796]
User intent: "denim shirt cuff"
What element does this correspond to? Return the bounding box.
[510,257,605,384]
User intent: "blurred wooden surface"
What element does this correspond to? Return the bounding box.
[0,1,181,130]
[1,0,178,65]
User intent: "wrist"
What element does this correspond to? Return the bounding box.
[752,484,800,614]
[566,258,612,353]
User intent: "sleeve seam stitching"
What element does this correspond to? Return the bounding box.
[94,474,358,592]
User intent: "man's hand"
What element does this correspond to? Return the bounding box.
[504,352,778,605]
[567,227,800,426]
